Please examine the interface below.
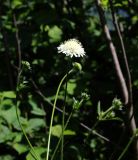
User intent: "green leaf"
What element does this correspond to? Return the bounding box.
[11,0,23,9]
[101,0,109,9]
[67,79,76,95]
[0,106,17,124]
[0,155,14,160]
[13,133,23,143]
[25,118,45,133]
[26,147,45,160]
[64,130,76,136]
[3,91,16,98]
[13,143,28,154]
[51,125,62,138]
[29,100,46,116]
[0,125,14,143]
[48,26,62,42]
[12,117,26,131]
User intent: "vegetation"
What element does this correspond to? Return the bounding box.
[0,0,138,160]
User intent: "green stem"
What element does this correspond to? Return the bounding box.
[102,106,114,119]
[16,70,40,160]
[117,130,138,160]
[16,101,40,160]
[51,110,74,160]
[46,69,73,160]
[61,106,65,160]
[61,76,68,160]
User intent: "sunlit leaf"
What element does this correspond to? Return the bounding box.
[3,91,16,99]
[64,130,76,136]
[48,26,62,42]
[67,79,76,95]
[13,143,28,154]
[26,147,45,160]
[51,125,62,138]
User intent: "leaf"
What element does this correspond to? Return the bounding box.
[48,26,62,42]
[0,155,14,160]
[26,147,45,160]
[13,133,23,143]
[64,130,76,136]
[0,125,14,143]
[3,91,16,98]
[11,0,23,9]
[25,118,45,133]
[29,100,46,116]
[67,79,76,95]
[101,0,108,9]
[1,106,17,124]
[31,109,46,116]
[51,125,62,138]
[13,117,26,131]
[13,143,28,154]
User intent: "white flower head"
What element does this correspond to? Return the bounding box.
[57,38,86,58]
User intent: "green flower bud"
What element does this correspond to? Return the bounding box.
[22,61,31,71]
[81,92,90,100]
[72,62,82,72]
[112,98,123,110]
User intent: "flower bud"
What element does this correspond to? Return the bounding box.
[72,62,82,72]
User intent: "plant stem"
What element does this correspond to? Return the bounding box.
[95,0,128,104]
[117,130,138,160]
[46,69,73,160]
[15,101,40,160]
[51,110,74,160]
[61,74,68,160]
[14,13,40,160]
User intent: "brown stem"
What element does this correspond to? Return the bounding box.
[95,0,128,104]
[13,14,22,73]
[109,0,132,106]
[108,1,138,159]
[95,0,138,159]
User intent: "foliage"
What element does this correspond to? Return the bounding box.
[0,0,138,160]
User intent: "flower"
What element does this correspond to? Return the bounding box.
[57,39,85,58]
